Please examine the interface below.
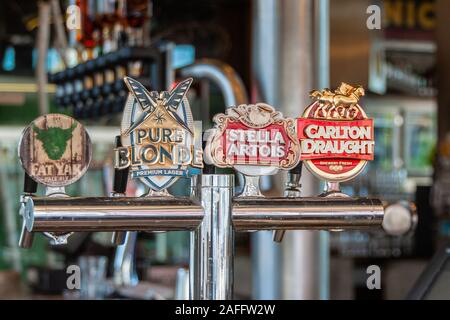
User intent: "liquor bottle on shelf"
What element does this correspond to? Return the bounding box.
[74,99,84,119]
[62,80,74,109]
[103,63,115,93]
[55,85,65,110]
[127,60,143,77]
[92,28,102,58]
[103,94,115,115]
[82,68,94,101]
[93,65,104,92]
[83,96,95,119]
[114,1,128,50]
[92,95,104,118]
[102,23,114,54]
[73,76,84,110]
[77,0,97,61]
[92,62,104,117]
[114,62,127,92]
[126,0,151,46]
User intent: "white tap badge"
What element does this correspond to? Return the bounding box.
[116,77,203,191]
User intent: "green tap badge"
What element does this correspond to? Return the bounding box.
[18,114,92,187]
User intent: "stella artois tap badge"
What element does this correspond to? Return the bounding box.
[115,77,203,192]
[298,83,375,182]
[205,103,300,196]
[19,114,92,187]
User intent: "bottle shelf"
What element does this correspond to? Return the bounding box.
[49,46,168,119]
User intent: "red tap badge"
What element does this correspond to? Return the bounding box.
[298,83,374,182]
[205,103,299,176]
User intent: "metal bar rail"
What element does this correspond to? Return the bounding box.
[233,197,383,231]
[20,174,385,300]
[23,197,204,232]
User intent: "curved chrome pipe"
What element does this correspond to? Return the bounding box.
[178,59,249,106]
[24,197,204,232]
[179,58,250,205]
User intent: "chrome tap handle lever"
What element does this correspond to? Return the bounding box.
[23,172,38,194]
[112,231,127,246]
[112,135,130,245]
[284,161,303,197]
[112,136,129,194]
[19,173,38,248]
[18,224,34,249]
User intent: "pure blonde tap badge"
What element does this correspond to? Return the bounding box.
[115,77,203,191]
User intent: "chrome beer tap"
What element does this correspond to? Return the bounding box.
[194,83,385,300]
[110,135,139,287]
[18,113,92,248]
[18,80,387,301]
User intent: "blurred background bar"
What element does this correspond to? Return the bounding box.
[0,0,448,300]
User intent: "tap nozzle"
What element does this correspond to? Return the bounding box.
[273,162,303,243]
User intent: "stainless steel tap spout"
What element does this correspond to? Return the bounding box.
[233,197,384,231]
[24,196,204,233]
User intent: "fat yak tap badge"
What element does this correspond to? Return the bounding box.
[115,77,203,191]
[205,103,299,176]
[18,114,92,187]
[298,83,375,182]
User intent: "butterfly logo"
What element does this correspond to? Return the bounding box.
[123,77,194,136]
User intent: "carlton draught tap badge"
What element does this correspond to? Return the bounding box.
[18,114,92,187]
[298,83,375,181]
[115,77,203,191]
[205,103,299,176]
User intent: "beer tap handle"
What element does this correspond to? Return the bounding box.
[291,160,303,175]
[284,161,303,196]
[112,136,129,194]
[112,136,130,245]
[273,161,303,243]
[18,114,92,247]
[18,226,34,249]
[19,173,38,248]
[23,172,38,194]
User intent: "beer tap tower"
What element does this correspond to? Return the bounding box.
[17,79,384,300]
